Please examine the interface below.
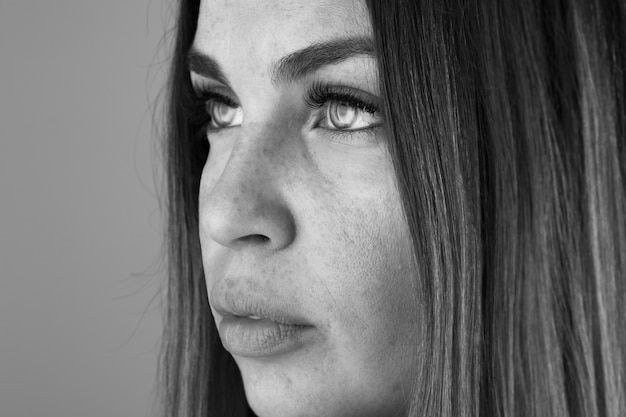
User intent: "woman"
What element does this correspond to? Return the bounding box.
[159,0,626,416]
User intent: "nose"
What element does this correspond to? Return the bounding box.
[199,132,296,251]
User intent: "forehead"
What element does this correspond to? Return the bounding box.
[194,0,372,67]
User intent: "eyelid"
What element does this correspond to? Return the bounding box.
[190,73,240,107]
[304,81,380,114]
[200,91,240,108]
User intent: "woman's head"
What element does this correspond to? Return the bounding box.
[193,1,420,415]
[160,1,625,416]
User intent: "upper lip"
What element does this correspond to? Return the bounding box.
[210,283,313,326]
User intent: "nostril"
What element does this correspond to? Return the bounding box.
[238,234,270,245]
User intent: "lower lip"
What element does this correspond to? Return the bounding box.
[218,315,314,357]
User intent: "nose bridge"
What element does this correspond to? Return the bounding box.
[199,122,296,250]
[218,121,286,200]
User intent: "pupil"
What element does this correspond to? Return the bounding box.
[213,102,234,126]
[336,104,351,120]
[331,103,356,128]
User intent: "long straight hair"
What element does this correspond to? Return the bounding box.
[159,1,626,416]
[159,1,250,415]
[472,1,626,416]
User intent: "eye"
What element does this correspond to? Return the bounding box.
[305,82,382,132]
[206,100,243,129]
[321,101,380,131]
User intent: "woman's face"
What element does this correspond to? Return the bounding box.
[194,0,419,415]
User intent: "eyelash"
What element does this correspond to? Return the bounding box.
[195,90,239,109]
[187,81,381,137]
[185,86,237,140]
[304,81,379,116]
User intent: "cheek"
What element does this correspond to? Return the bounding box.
[306,180,419,357]
[290,191,420,414]
[346,217,417,339]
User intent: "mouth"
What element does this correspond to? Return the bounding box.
[211,290,317,358]
[218,315,315,357]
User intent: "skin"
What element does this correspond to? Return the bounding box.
[194,1,420,416]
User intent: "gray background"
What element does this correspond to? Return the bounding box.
[1,1,170,415]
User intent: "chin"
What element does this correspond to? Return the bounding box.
[236,357,321,417]
[236,358,404,417]
[243,385,348,417]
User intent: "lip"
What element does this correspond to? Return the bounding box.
[211,287,317,357]
[218,315,315,357]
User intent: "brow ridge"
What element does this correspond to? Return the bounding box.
[271,37,375,85]
[186,49,230,87]
[186,36,375,87]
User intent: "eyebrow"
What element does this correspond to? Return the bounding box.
[187,49,230,86]
[186,36,375,87]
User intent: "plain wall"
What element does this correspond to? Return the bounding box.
[0,1,170,415]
